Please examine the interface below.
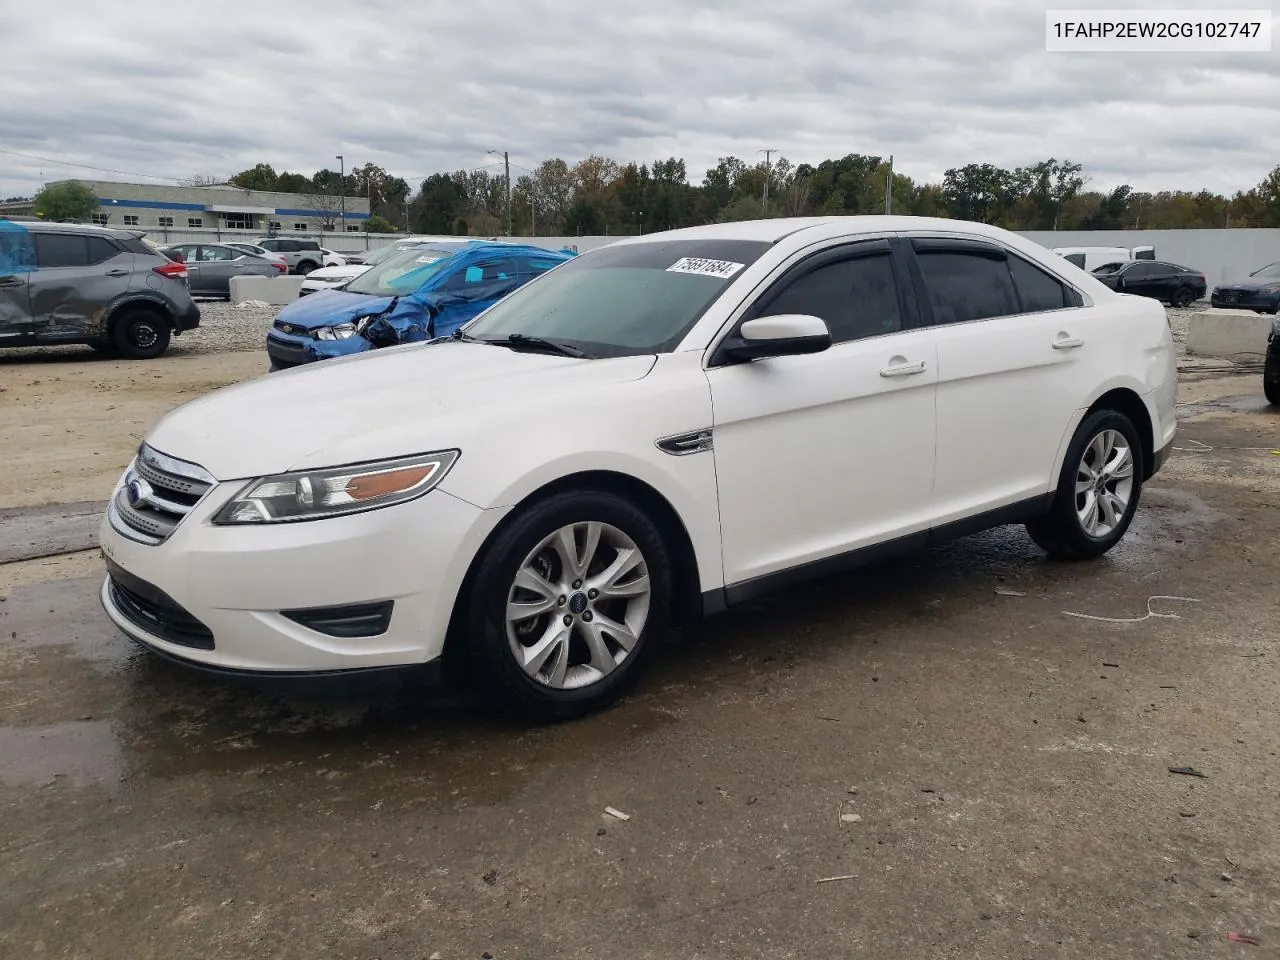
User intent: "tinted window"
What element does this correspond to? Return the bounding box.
[1124,262,1157,279]
[259,239,281,251]
[759,252,901,344]
[916,249,1019,324]
[298,240,321,251]
[35,234,90,268]
[85,236,119,265]
[1008,255,1070,312]
[119,237,154,256]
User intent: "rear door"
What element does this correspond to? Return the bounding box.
[909,236,1102,523]
[29,233,132,338]
[193,245,237,294]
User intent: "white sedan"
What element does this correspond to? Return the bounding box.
[99,216,1177,720]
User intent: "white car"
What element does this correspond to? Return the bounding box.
[319,247,347,268]
[98,216,1177,720]
[224,242,289,272]
[298,237,467,296]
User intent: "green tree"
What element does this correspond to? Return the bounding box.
[364,214,395,233]
[229,163,279,191]
[33,181,98,222]
[276,171,313,194]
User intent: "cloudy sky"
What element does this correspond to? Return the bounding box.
[1,0,1276,199]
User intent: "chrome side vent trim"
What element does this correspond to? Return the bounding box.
[656,429,713,456]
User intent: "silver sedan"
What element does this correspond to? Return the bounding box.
[162,243,286,298]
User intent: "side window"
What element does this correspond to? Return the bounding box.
[259,239,279,251]
[1008,255,1074,312]
[198,246,234,262]
[85,236,119,265]
[1125,262,1155,279]
[299,240,321,251]
[477,258,516,282]
[758,250,902,344]
[35,234,89,268]
[914,246,1019,325]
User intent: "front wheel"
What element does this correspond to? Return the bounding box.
[112,309,172,359]
[1026,409,1143,560]
[1264,355,1280,406]
[463,490,672,721]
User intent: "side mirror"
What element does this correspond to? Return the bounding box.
[720,314,831,363]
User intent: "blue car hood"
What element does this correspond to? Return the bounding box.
[275,290,397,330]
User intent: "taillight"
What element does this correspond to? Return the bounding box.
[274,262,287,273]
[153,262,187,280]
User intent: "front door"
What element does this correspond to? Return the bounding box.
[706,239,938,587]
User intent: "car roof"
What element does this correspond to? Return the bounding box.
[24,221,140,239]
[607,216,1035,247]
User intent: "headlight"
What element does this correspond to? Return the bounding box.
[212,451,459,524]
[315,322,359,340]
[1259,283,1280,294]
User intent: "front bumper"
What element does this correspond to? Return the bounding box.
[98,476,506,674]
[266,330,371,369]
[1210,290,1280,312]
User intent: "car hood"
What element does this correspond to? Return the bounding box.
[1217,277,1279,291]
[274,290,396,329]
[145,342,658,479]
[306,264,368,282]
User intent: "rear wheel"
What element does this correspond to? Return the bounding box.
[1026,409,1143,560]
[112,309,172,359]
[463,490,671,722]
[1171,286,1197,308]
[297,261,317,275]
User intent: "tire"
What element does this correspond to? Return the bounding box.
[1171,286,1197,308]
[112,309,172,359]
[297,261,317,276]
[463,489,672,722]
[1264,355,1280,406]
[1026,409,1144,560]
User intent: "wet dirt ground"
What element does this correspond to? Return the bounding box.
[2,370,1278,959]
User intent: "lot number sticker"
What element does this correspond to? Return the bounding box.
[666,257,745,279]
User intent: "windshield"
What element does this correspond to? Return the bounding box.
[1250,262,1280,280]
[344,246,462,296]
[464,239,772,357]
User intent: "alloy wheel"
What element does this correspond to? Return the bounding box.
[1075,429,1134,538]
[505,521,651,689]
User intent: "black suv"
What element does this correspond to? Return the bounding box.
[252,237,325,275]
[0,221,200,359]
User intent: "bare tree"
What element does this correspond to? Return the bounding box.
[305,192,342,231]
[179,173,225,187]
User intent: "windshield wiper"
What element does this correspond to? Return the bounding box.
[480,333,585,358]
[448,328,482,343]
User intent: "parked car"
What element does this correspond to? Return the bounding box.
[319,247,347,268]
[1265,317,1280,405]
[1054,245,1155,272]
[298,238,464,296]
[162,243,285,299]
[1091,260,1206,307]
[267,241,572,369]
[252,237,327,274]
[98,216,1177,720]
[1210,261,1280,314]
[342,236,461,266]
[224,242,289,272]
[0,220,198,358]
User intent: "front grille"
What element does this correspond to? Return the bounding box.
[1215,289,1242,303]
[109,444,216,545]
[266,333,311,365]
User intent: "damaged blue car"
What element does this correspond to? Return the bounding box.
[265,240,575,370]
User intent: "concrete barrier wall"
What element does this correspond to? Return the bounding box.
[1185,309,1275,358]
[229,275,304,305]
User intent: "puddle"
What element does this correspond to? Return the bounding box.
[0,720,121,788]
[1177,394,1273,419]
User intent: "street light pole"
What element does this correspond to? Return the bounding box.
[336,154,345,234]
[488,149,512,236]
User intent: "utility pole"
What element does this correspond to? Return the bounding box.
[884,154,893,215]
[760,148,778,216]
[336,154,345,234]
[487,149,512,236]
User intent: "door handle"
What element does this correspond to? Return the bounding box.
[0,275,24,288]
[1052,334,1084,350]
[879,358,927,378]
[104,269,130,277]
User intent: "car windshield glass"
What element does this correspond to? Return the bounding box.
[344,247,460,296]
[1249,262,1280,279]
[463,239,772,358]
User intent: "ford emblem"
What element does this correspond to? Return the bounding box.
[126,477,153,508]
